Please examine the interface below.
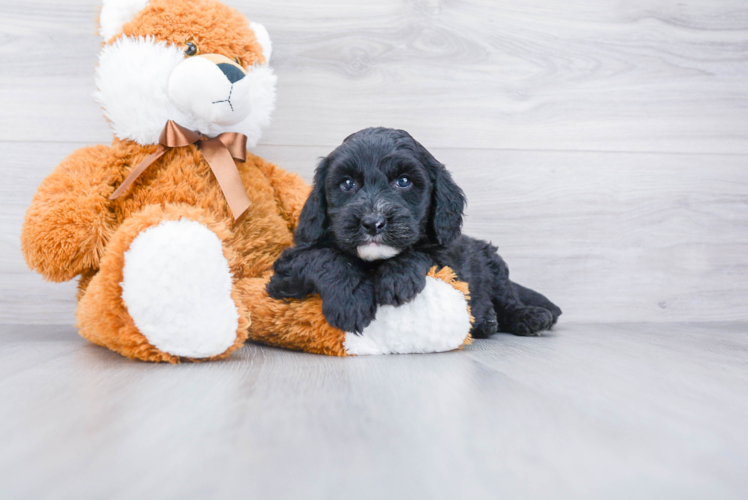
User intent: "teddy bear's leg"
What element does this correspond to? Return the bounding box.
[238,267,473,356]
[77,204,249,363]
[341,268,474,355]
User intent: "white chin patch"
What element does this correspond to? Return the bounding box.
[94,36,276,146]
[343,277,471,355]
[357,243,401,261]
[168,57,251,126]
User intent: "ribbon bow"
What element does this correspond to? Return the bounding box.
[109,120,251,220]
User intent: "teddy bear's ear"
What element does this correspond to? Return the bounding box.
[99,0,150,41]
[249,21,272,63]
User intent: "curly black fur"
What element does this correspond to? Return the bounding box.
[267,127,561,336]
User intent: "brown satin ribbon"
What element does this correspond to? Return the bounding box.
[109,120,251,220]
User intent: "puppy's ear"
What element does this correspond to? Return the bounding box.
[419,144,466,246]
[294,157,330,247]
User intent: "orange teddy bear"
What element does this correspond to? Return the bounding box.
[21,0,473,362]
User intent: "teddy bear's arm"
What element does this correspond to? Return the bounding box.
[21,145,120,282]
[253,157,311,231]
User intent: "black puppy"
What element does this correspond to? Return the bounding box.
[267,127,561,336]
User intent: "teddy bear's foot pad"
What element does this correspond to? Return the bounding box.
[343,276,472,355]
[121,218,240,358]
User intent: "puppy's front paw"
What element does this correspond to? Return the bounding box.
[266,274,291,299]
[506,306,554,336]
[322,284,377,334]
[266,273,313,300]
[374,264,427,306]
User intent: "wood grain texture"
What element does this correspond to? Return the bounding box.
[4,142,747,323]
[2,0,747,322]
[0,0,747,152]
[0,322,746,499]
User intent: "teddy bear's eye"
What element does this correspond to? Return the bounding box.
[234,57,242,66]
[184,41,198,56]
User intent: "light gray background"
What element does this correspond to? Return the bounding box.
[3,0,748,324]
[1,1,747,498]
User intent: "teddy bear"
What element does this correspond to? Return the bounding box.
[20,0,473,362]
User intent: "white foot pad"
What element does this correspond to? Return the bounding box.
[122,218,239,358]
[343,277,471,355]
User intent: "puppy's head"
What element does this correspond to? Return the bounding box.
[295,128,466,261]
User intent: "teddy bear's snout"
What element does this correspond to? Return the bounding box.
[167,53,252,126]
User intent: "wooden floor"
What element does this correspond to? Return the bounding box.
[0,322,746,499]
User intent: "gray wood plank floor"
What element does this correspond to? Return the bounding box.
[1,322,746,499]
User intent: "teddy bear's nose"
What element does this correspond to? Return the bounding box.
[217,63,245,84]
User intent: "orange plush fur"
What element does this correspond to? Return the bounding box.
[118,0,266,66]
[24,137,310,362]
[22,0,472,362]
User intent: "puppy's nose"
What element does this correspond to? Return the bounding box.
[217,63,245,84]
[361,215,387,235]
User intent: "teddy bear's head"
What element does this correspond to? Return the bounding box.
[95,0,275,147]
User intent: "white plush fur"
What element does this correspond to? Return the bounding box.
[121,219,240,358]
[343,277,472,355]
[94,36,276,146]
[99,0,150,41]
[168,56,252,126]
[357,243,401,261]
[249,21,272,62]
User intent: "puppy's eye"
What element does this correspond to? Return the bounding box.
[234,56,242,65]
[340,178,356,191]
[185,41,199,56]
[395,176,412,189]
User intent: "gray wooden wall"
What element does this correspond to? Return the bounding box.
[2,0,747,325]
